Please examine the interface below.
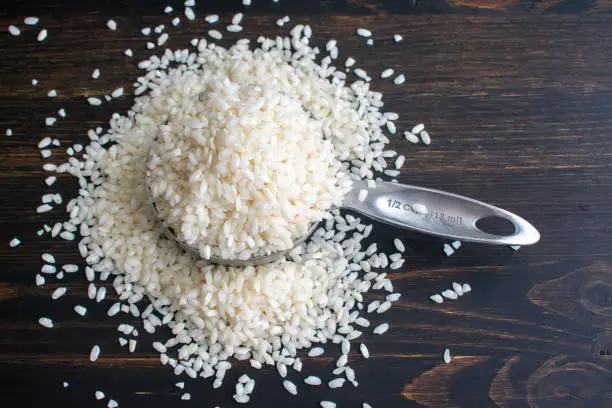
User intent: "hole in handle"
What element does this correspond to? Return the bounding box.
[475,216,516,236]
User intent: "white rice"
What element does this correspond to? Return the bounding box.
[386,293,401,302]
[51,287,67,300]
[24,17,39,25]
[443,243,454,256]
[380,68,394,78]
[358,189,368,202]
[41,264,56,274]
[8,25,21,36]
[393,74,405,85]
[232,13,244,25]
[373,323,389,335]
[367,300,380,313]
[293,358,302,372]
[356,28,372,38]
[87,283,96,299]
[111,87,124,98]
[452,282,463,295]
[38,137,52,148]
[62,264,78,273]
[148,83,350,260]
[410,203,427,215]
[106,19,117,31]
[87,97,102,106]
[393,238,405,252]
[208,29,222,40]
[95,390,105,400]
[462,283,472,293]
[403,131,419,143]
[411,123,425,134]
[244,379,255,394]
[376,301,391,313]
[346,366,356,382]
[394,155,405,169]
[304,376,322,385]
[205,14,219,24]
[359,343,370,358]
[354,68,369,80]
[441,289,458,300]
[9,237,21,247]
[308,347,324,357]
[451,240,462,250]
[157,33,168,46]
[328,378,345,389]
[430,294,444,304]
[74,305,87,316]
[420,130,431,145]
[39,317,54,328]
[443,348,451,364]
[107,400,118,408]
[276,362,287,378]
[90,345,100,361]
[107,302,121,316]
[35,274,45,286]
[283,380,298,395]
[47,89,57,98]
[40,24,411,401]
[37,29,47,42]
[321,402,336,408]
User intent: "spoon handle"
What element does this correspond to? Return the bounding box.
[342,180,540,246]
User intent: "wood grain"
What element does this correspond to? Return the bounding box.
[1,1,612,407]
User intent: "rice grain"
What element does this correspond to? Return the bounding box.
[39,317,53,328]
[90,345,100,361]
[283,380,298,395]
[373,323,389,335]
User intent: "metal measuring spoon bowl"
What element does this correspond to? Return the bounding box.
[144,85,327,266]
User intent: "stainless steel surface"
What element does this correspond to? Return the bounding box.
[343,180,540,246]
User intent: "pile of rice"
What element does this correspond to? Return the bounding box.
[47,21,404,405]
[147,81,351,260]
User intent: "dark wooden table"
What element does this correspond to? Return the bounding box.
[2,1,612,407]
